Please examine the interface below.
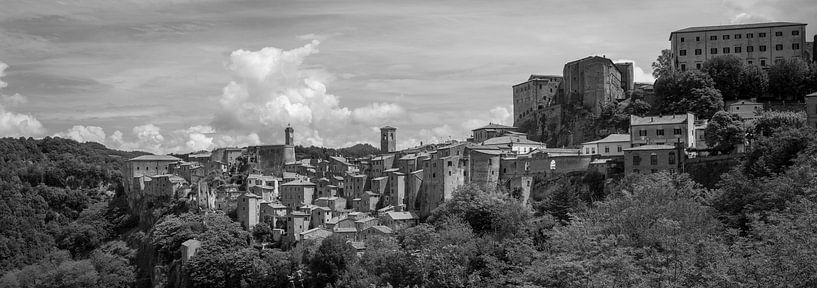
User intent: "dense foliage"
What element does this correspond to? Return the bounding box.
[0,137,144,286]
[653,70,724,119]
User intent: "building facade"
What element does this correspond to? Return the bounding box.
[623,145,684,175]
[512,75,562,125]
[630,113,696,148]
[669,22,808,71]
[562,56,628,114]
[807,92,817,128]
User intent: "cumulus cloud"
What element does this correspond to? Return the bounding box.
[0,61,46,137]
[461,105,513,131]
[614,59,655,84]
[212,40,406,147]
[54,125,106,143]
[730,12,770,24]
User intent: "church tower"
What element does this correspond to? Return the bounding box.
[380,126,396,153]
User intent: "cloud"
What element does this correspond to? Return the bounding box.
[614,59,655,84]
[0,61,46,137]
[461,105,513,131]
[54,125,106,143]
[730,12,770,24]
[212,40,406,147]
[351,102,406,125]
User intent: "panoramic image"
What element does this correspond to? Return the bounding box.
[2,0,817,287]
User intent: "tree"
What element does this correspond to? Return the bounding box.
[749,110,806,139]
[651,49,673,79]
[702,55,745,101]
[252,222,272,243]
[738,64,769,100]
[768,58,810,101]
[704,111,746,154]
[308,235,357,287]
[654,70,724,119]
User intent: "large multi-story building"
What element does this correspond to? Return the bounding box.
[669,22,808,71]
[512,75,562,125]
[246,126,296,177]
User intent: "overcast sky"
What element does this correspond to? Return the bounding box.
[0,0,814,153]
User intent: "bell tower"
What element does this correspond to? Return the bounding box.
[380,126,396,153]
[285,124,294,146]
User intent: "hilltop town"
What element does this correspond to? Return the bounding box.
[3,20,817,288]
[121,20,817,267]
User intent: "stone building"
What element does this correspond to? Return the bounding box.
[380,126,397,153]
[472,123,517,143]
[467,149,501,188]
[238,193,262,230]
[580,134,631,157]
[807,92,817,129]
[630,113,696,148]
[246,126,296,177]
[512,75,563,125]
[123,155,182,197]
[280,180,316,211]
[562,56,628,114]
[669,22,808,71]
[623,145,684,175]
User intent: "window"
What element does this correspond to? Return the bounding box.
[735,34,742,39]
[759,45,767,52]
[747,46,754,52]
[617,145,622,152]
[723,35,730,40]
[775,44,783,51]
[447,161,452,167]
[759,32,766,37]
[734,46,742,53]
[680,64,686,71]
[680,37,685,42]
[585,148,590,154]
[657,129,665,136]
[793,43,801,50]
[775,31,782,36]
[604,146,610,153]
[639,130,647,136]
[747,33,754,38]
[696,36,701,41]
[723,47,730,53]
[761,59,766,67]
[710,35,717,40]
[669,151,676,165]
[679,49,687,56]
[695,49,702,55]
[673,128,682,135]
[792,30,800,36]
[696,63,701,69]
[633,155,641,166]
[650,154,658,165]
[710,48,718,55]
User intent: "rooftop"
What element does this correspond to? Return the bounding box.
[582,134,631,145]
[473,123,516,131]
[631,114,692,126]
[671,22,806,35]
[385,211,419,220]
[281,180,315,186]
[381,125,397,130]
[482,135,544,146]
[367,225,393,234]
[128,155,182,162]
[623,144,678,151]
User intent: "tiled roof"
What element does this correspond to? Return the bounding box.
[381,126,397,130]
[482,136,544,146]
[281,180,315,186]
[672,22,805,34]
[623,144,677,151]
[473,123,516,130]
[582,134,631,145]
[129,155,181,162]
[367,225,393,234]
[385,211,419,220]
[631,114,691,126]
[334,227,357,233]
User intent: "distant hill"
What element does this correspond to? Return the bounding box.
[295,143,380,160]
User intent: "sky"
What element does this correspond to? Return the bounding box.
[0,0,815,154]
